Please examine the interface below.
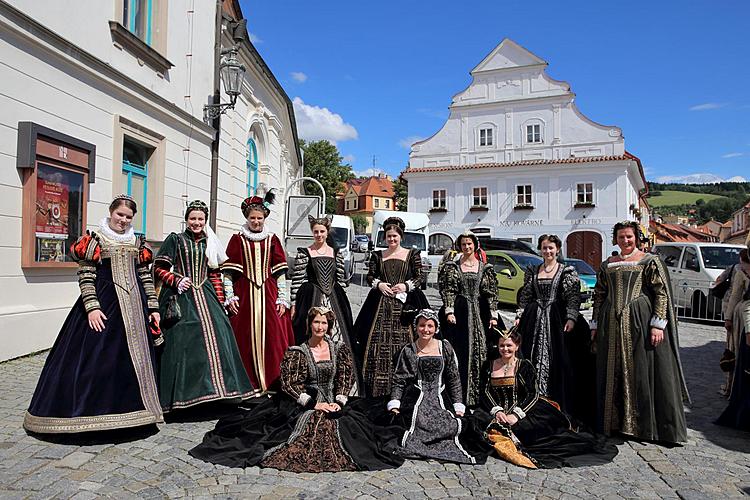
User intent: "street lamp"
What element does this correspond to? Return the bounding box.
[203,46,246,123]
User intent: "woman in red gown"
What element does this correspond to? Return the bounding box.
[222,192,294,395]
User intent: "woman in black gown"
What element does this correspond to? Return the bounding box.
[388,309,485,464]
[289,215,353,349]
[189,307,403,472]
[469,326,618,469]
[515,234,593,423]
[24,195,163,434]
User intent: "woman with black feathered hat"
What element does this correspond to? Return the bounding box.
[153,200,254,412]
[221,190,295,396]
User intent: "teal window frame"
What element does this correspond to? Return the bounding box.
[246,138,258,196]
[122,158,148,236]
[123,0,153,46]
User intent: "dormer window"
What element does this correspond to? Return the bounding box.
[526,124,542,143]
[479,128,493,147]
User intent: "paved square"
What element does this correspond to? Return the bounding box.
[1,275,748,498]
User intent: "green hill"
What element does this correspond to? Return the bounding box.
[648,190,728,207]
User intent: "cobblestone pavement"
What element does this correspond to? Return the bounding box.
[1,266,749,499]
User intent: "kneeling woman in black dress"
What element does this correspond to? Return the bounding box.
[470,326,618,469]
[190,306,403,472]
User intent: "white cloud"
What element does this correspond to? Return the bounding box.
[292,97,358,144]
[354,168,386,178]
[291,72,308,83]
[248,32,262,44]
[342,154,355,164]
[398,135,425,149]
[655,173,747,184]
[721,152,743,158]
[689,102,725,111]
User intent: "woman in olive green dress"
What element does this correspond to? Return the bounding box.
[154,200,253,411]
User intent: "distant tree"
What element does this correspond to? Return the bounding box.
[695,198,705,206]
[299,139,354,214]
[393,175,408,212]
[351,215,367,234]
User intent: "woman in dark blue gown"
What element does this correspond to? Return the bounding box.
[23,195,163,434]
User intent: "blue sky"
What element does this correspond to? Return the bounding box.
[239,0,750,182]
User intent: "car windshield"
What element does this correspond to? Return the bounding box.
[509,253,543,269]
[564,259,596,275]
[376,230,426,251]
[355,235,368,242]
[330,227,349,250]
[699,246,742,270]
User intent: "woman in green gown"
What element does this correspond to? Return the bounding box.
[154,200,253,411]
[591,221,689,444]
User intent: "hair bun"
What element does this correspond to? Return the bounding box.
[383,216,405,231]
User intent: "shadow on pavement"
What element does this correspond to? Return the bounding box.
[164,401,246,424]
[680,340,750,453]
[26,424,159,446]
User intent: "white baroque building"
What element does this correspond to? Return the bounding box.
[403,39,648,268]
[0,0,300,361]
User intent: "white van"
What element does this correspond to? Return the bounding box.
[652,242,744,316]
[371,211,431,288]
[329,215,355,280]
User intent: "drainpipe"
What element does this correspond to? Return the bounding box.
[208,0,223,230]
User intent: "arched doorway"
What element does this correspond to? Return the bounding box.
[566,231,603,271]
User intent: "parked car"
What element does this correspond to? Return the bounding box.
[479,237,539,255]
[560,258,597,310]
[354,234,369,253]
[653,242,745,318]
[485,250,543,306]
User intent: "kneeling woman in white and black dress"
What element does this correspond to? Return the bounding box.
[388,309,486,465]
[189,307,404,472]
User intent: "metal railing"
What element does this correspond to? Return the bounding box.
[670,278,724,323]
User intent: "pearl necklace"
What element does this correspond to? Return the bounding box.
[619,248,637,259]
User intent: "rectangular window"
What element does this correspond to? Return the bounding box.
[432,189,446,209]
[385,199,390,209]
[472,187,488,207]
[516,185,532,206]
[374,198,380,208]
[526,124,541,143]
[123,0,153,45]
[576,182,594,205]
[122,139,152,236]
[479,128,493,147]
[345,200,350,210]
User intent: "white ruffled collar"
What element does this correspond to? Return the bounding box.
[239,223,270,241]
[99,217,136,244]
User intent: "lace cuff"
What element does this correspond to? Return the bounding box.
[589,319,597,330]
[372,278,381,288]
[445,307,455,315]
[297,393,312,407]
[387,399,401,411]
[453,403,466,414]
[335,395,348,406]
[650,316,668,330]
[405,280,415,292]
[490,406,504,416]
[276,275,290,308]
[512,406,527,419]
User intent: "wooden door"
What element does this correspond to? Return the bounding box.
[566,231,603,271]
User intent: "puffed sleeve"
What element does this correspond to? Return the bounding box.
[335,251,349,288]
[333,342,355,406]
[136,238,159,313]
[591,260,609,330]
[71,233,101,313]
[644,258,669,330]
[269,233,289,279]
[405,249,423,291]
[511,360,540,420]
[442,341,466,414]
[439,261,460,315]
[289,248,309,304]
[561,266,582,322]
[480,264,499,320]
[516,266,535,318]
[153,233,183,289]
[366,251,382,287]
[387,345,417,411]
[279,348,315,408]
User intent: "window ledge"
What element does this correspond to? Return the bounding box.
[109,21,173,74]
[469,206,489,212]
[574,202,596,208]
[514,204,534,210]
[429,207,448,213]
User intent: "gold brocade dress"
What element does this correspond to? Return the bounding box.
[592,254,689,444]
